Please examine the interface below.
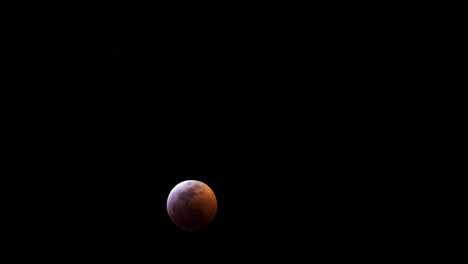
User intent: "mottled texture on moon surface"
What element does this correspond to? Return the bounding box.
[167,180,217,231]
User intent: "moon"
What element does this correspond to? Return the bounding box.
[166,180,217,231]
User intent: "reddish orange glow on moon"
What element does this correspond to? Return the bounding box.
[166,180,217,231]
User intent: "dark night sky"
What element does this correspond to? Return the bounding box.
[7,5,422,262]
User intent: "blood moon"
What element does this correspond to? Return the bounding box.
[166,180,217,231]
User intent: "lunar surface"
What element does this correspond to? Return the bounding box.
[166,180,217,231]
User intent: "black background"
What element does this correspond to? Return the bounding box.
[6,5,418,262]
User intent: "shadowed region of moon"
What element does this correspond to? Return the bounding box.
[167,180,217,231]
